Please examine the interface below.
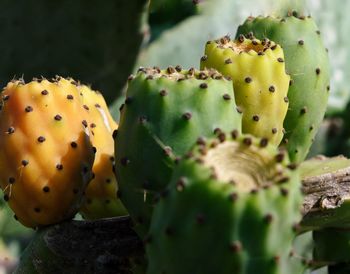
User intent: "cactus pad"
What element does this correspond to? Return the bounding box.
[115,67,242,236]
[146,132,302,274]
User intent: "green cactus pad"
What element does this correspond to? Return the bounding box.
[200,35,290,145]
[115,67,242,236]
[236,14,330,163]
[146,133,302,274]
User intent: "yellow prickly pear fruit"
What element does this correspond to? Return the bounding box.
[201,35,290,145]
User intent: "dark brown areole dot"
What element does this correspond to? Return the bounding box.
[56,164,63,170]
[175,65,182,72]
[225,58,232,64]
[238,34,245,43]
[252,115,260,121]
[167,66,176,74]
[182,112,192,120]
[272,128,277,134]
[264,214,273,224]
[3,194,9,201]
[300,107,307,115]
[275,152,285,162]
[83,105,89,111]
[260,138,268,147]
[236,106,243,114]
[67,94,74,100]
[25,106,33,112]
[269,86,275,92]
[298,40,304,45]
[201,55,208,62]
[196,137,206,145]
[316,68,321,75]
[37,136,46,143]
[54,114,62,121]
[277,57,284,63]
[82,120,88,127]
[90,123,96,128]
[289,79,293,86]
[21,160,29,166]
[230,241,242,253]
[43,186,50,193]
[8,177,15,184]
[223,94,231,100]
[280,188,289,196]
[243,137,252,146]
[228,192,238,201]
[71,142,78,148]
[199,83,208,89]
[3,95,10,101]
[41,90,49,95]
[160,89,168,96]
[284,97,289,103]
[245,77,252,83]
[271,44,277,50]
[95,103,101,108]
[217,132,226,143]
[112,129,118,139]
[34,207,41,213]
[7,127,15,134]
[231,129,239,139]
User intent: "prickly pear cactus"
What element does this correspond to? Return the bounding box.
[146,132,303,274]
[115,67,242,236]
[78,85,127,219]
[236,13,330,163]
[0,77,95,228]
[200,35,290,145]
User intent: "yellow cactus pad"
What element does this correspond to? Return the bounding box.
[201,35,290,145]
[78,85,127,219]
[0,77,95,228]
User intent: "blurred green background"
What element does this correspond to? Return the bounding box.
[0,0,349,273]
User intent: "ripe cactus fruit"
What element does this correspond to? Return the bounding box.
[236,13,330,163]
[200,35,290,146]
[78,85,127,219]
[115,67,242,236]
[0,77,95,228]
[146,132,302,274]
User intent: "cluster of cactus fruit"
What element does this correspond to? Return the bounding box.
[0,6,333,274]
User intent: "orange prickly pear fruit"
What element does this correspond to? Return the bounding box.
[78,85,127,219]
[0,77,95,228]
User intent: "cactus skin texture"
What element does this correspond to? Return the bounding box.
[236,14,330,163]
[0,77,95,228]
[200,36,290,146]
[78,85,127,220]
[146,132,302,274]
[115,67,242,236]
